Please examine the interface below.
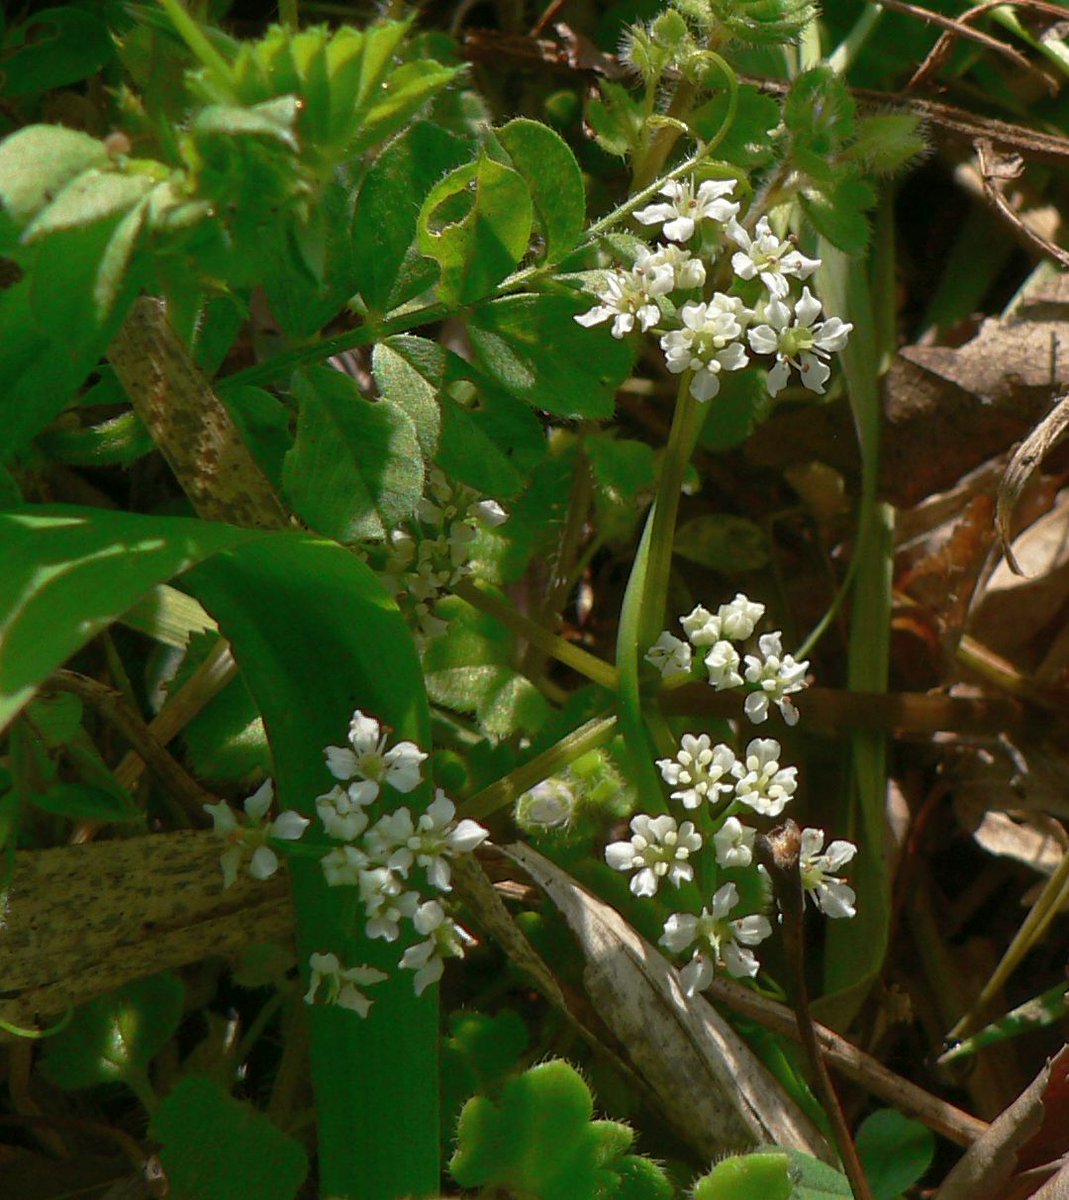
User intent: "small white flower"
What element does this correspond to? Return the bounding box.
[728,217,820,300]
[656,734,736,809]
[645,630,693,677]
[704,640,744,690]
[364,808,418,875]
[316,784,372,842]
[646,242,707,290]
[799,828,857,919]
[680,604,720,647]
[743,632,809,725]
[399,900,475,996]
[321,843,371,888]
[660,882,772,993]
[634,177,740,243]
[519,778,575,828]
[713,816,756,867]
[303,951,388,1018]
[604,813,702,897]
[747,287,852,397]
[732,738,797,817]
[324,709,427,800]
[717,593,765,641]
[574,249,675,338]
[359,866,421,941]
[204,781,309,889]
[661,294,750,403]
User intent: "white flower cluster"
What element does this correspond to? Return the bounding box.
[207,710,490,1016]
[382,467,507,643]
[605,594,857,995]
[576,178,851,401]
[646,593,809,726]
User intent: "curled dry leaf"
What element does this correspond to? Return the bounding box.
[936,1045,1069,1200]
[501,841,834,1164]
[997,397,1069,576]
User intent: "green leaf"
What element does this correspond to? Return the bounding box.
[785,67,856,183]
[0,509,247,732]
[151,1076,308,1200]
[585,80,644,158]
[848,114,926,176]
[424,595,550,737]
[353,121,472,314]
[170,633,270,782]
[693,1152,793,1200]
[350,60,461,158]
[0,125,108,227]
[0,503,439,1196]
[674,513,769,571]
[41,974,184,1090]
[0,7,116,96]
[691,85,781,167]
[23,171,155,242]
[450,1060,604,1200]
[608,1154,676,1200]
[374,334,542,497]
[467,293,633,419]
[801,177,876,257]
[418,153,533,304]
[281,366,423,541]
[497,119,585,262]
[771,1146,853,1198]
[856,1109,934,1200]
[371,338,443,459]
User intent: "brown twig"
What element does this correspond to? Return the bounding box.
[703,973,989,1147]
[871,0,1050,90]
[45,670,216,823]
[975,137,1069,271]
[910,0,1069,90]
[758,822,875,1200]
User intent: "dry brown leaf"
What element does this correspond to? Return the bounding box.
[956,798,1067,877]
[937,1046,1069,1200]
[997,399,1069,575]
[502,841,834,1163]
[973,490,1069,653]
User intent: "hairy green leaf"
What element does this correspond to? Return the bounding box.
[282,366,423,541]
[0,125,108,227]
[418,153,533,304]
[497,118,585,262]
[467,293,633,419]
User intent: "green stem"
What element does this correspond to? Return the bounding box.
[278,0,299,29]
[460,715,618,821]
[453,578,618,691]
[615,378,706,811]
[156,0,234,92]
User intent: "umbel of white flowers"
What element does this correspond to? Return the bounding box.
[605,592,858,993]
[575,177,852,402]
[205,709,489,1016]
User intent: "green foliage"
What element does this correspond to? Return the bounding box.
[41,974,184,1090]
[0,6,118,96]
[693,1152,793,1200]
[282,366,424,542]
[674,513,769,571]
[418,153,534,305]
[450,1059,673,1200]
[352,121,472,314]
[151,1076,308,1200]
[496,119,587,262]
[424,595,551,736]
[855,1109,934,1200]
[467,294,634,420]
